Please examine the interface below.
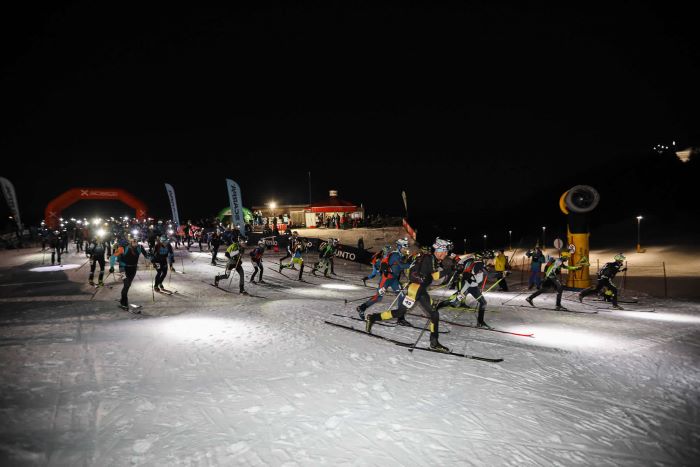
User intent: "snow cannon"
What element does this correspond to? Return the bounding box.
[559,185,600,288]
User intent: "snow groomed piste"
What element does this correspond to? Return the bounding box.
[0,246,698,465]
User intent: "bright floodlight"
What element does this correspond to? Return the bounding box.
[269,201,277,209]
[637,216,643,220]
[131,229,139,236]
[92,218,100,225]
[97,228,105,237]
[168,230,174,235]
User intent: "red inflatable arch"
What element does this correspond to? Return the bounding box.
[45,188,148,228]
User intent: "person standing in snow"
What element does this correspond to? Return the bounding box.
[526,246,546,290]
[493,249,509,291]
[151,235,175,292]
[111,236,150,309]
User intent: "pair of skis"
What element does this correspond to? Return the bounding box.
[406,312,534,337]
[324,320,503,363]
[332,314,450,334]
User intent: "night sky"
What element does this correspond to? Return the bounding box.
[2,3,698,244]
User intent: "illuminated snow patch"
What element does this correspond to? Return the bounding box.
[291,288,344,298]
[320,283,359,291]
[163,317,245,340]
[30,264,81,272]
[527,326,615,350]
[616,311,700,325]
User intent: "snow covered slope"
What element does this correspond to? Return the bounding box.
[0,247,698,466]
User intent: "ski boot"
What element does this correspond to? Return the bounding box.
[312,269,317,276]
[525,297,534,307]
[258,279,266,284]
[331,271,337,276]
[554,305,568,311]
[98,280,104,287]
[279,263,284,273]
[250,277,256,284]
[476,321,491,329]
[89,279,95,286]
[429,338,450,353]
[214,276,220,287]
[362,277,367,287]
[396,317,412,327]
[612,305,624,310]
[356,305,365,320]
[578,294,584,303]
[240,289,248,295]
[365,313,377,333]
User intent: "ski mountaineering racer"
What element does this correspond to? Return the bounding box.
[526,251,581,310]
[214,237,247,294]
[365,237,452,353]
[578,253,627,309]
[356,238,411,320]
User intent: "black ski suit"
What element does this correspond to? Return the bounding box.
[87,240,108,284]
[151,241,174,288]
[114,244,149,307]
[579,261,626,306]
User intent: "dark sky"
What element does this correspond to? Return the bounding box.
[1,3,698,239]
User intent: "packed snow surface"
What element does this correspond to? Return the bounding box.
[0,247,699,466]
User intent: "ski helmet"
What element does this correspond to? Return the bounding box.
[160,235,168,243]
[119,239,128,247]
[432,237,451,252]
[560,251,570,260]
[258,239,265,247]
[614,253,626,262]
[396,238,409,250]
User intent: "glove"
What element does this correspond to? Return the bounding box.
[378,287,386,296]
[155,263,161,270]
[109,267,114,273]
[456,293,465,302]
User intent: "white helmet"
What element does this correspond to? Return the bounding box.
[258,239,265,247]
[432,237,452,252]
[396,237,409,250]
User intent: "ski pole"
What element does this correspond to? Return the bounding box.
[409,319,431,353]
[75,257,91,272]
[150,263,155,303]
[344,294,377,305]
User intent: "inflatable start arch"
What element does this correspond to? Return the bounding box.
[45,188,148,228]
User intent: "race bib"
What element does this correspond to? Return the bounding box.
[402,297,415,308]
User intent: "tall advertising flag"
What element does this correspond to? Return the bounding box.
[164,183,181,226]
[0,177,22,232]
[225,178,246,236]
